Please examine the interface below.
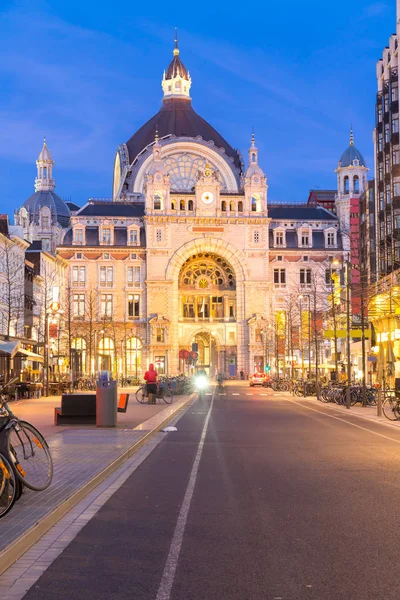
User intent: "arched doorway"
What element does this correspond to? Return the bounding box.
[126,337,142,378]
[98,337,114,372]
[190,331,219,377]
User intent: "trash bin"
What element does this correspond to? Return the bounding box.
[96,379,117,427]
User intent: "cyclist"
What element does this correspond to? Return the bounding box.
[144,363,158,404]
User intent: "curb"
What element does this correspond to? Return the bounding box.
[0,393,196,576]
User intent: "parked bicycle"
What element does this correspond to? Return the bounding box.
[0,378,53,496]
[136,381,173,404]
[382,390,400,421]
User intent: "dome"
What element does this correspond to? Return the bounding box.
[125,97,242,171]
[165,54,189,81]
[339,145,366,168]
[23,191,71,228]
[37,139,53,162]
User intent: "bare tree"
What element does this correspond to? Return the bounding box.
[0,235,25,338]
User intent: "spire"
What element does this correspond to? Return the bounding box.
[155,125,159,142]
[350,126,354,147]
[35,137,55,192]
[174,28,179,57]
[249,129,258,164]
[162,33,192,99]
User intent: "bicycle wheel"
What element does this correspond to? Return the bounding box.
[7,421,53,491]
[382,399,400,421]
[0,453,18,518]
[162,389,173,404]
[136,386,148,404]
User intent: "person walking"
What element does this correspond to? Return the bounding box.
[144,363,158,404]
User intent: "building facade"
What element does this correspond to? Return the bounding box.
[54,40,350,379]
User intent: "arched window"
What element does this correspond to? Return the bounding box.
[153,194,162,210]
[229,201,235,211]
[180,199,185,211]
[251,153,256,163]
[171,200,176,210]
[343,177,349,193]
[43,166,47,178]
[251,196,258,212]
[126,337,142,376]
[353,175,359,192]
[98,337,114,372]
[238,201,243,212]
[221,200,227,211]
[188,200,194,211]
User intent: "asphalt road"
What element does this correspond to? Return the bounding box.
[23,383,400,600]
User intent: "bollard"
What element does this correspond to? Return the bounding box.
[377,389,382,417]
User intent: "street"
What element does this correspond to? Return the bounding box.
[16,382,400,599]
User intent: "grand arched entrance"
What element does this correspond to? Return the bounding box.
[178,252,237,377]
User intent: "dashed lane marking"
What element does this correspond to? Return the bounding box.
[156,389,215,600]
[232,393,239,396]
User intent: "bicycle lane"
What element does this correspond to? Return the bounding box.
[19,394,213,600]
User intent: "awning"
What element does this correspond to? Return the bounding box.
[0,340,19,358]
[17,348,44,364]
[0,341,43,363]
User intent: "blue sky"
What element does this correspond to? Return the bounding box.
[0,0,396,215]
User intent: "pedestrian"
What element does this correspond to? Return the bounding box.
[240,370,244,380]
[144,363,158,404]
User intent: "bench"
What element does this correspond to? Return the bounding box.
[54,393,96,425]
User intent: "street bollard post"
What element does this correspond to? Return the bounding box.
[377,389,382,417]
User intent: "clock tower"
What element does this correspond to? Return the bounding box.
[194,163,221,217]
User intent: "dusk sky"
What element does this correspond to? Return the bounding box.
[0,0,396,216]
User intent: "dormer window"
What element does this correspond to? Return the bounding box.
[102,228,111,244]
[325,230,337,248]
[274,230,285,247]
[298,227,312,248]
[128,229,138,245]
[74,228,84,244]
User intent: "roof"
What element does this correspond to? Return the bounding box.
[125,97,242,171]
[23,191,70,227]
[0,215,9,237]
[339,145,366,168]
[66,201,80,212]
[269,205,337,221]
[76,202,145,217]
[166,54,189,80]
[307,190,336,205]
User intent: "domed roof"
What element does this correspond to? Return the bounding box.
[339,145,366,168]
[165,53,189,80]
[23,191,71,228]
[37,138,53,162]
[125,97,242,171]
[338,130,366,167]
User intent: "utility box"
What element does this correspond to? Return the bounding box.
[96,379,117,427]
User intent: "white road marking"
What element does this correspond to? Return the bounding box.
[246,393,253,396]
[288,399,400,444]
[232,393,239,396]
[156,391,215,600]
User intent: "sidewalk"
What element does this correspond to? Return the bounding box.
[287,392,400,428]
[0,391,195,575]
